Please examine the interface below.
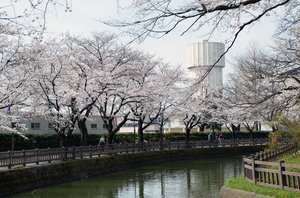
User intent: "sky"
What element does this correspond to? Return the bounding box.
[40,1,280,82]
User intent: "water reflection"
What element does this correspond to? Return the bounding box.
[10,156,243,198]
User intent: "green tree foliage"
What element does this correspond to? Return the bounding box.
[267,112,300,148]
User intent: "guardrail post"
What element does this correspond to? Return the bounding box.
[89,145,92,158]
[132,143,135,153]
[22,149,26,166]
[242,155,247,177]
[73,146,76,159]
[61,146,66,161]
[251,157,257,185]
[80,146,83,159]
[48,147,51,163]
[278,160,286,190]
[97,144,101,157]
[137,143,140,153]
[8,150,12,169]
[35,148,39,165]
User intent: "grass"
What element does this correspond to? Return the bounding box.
[280,151,300,173]
[226,152,300,198]
[226,175,300,198]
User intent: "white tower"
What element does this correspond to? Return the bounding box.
[186,40,225,89]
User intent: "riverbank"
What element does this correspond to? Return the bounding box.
[219,186,275,198]
[0,145,266,197]
[220,150,300,198]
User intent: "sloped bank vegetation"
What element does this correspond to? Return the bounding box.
[222,151,300,198]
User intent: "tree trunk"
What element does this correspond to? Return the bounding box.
[59,133,67,148]
[230,124,236,139]
[106,120,114,144]
[137,119,144,143]
[78,118,88,146]
[199,123,206,132]
[249,130,253,139]
[186,127,191,140]
[107,132,114,145]
[104,113,130,144]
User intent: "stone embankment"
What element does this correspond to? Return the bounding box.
[0,145,266,197]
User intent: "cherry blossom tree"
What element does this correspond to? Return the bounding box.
[173,85,223,141]
[17,37,80,147]
[0,35,34,148]
[0,0,69,136]
[110,0,292,40]
[224,36,300,136]
[129,60,185,143]
[63,32,123,145]
[23,32,137,146]
[87,35,154,144]
[0,0,72,38]
[224,43,276,136]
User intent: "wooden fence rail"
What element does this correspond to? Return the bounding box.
[0,137,269,169]
[243,144,300,192]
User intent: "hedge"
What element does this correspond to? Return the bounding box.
[0,131,270,151]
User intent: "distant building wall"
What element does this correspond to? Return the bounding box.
[0,116,108,134]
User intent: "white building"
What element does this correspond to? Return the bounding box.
[169,41,225,129]
[186,40,225,97]
[0,115,108,134]
[118,118,170,134]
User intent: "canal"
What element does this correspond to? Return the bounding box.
[9,156,243,198]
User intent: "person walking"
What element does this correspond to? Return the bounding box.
[208,132,213,142]
[99,136,105,145]
[99,135,105,151]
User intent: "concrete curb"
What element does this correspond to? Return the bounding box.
[219,186,275,198]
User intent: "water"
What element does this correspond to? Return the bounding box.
[9,156,243,198]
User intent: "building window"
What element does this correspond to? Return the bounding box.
[31,123,40,130]
[91,124,97,130]
[103,124,107,129]
[123,123,138,127]
[48,123,53,130]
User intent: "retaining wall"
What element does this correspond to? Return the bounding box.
[0,145,266,197]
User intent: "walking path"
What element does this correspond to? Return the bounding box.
[0,138,269,171]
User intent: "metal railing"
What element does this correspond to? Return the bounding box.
[0,137,269,169]
[243,144,300,192]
